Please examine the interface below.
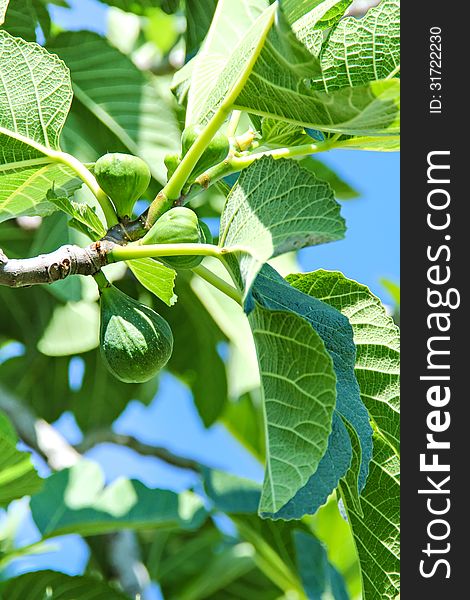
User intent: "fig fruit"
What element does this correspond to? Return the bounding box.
[94,153,151,219]
[164,153,181,181]
[198,220,213,245]
[181,124,229,181]
[99,284,173,383]
[141,207,205,269]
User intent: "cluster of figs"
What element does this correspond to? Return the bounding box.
[93,125,230,384]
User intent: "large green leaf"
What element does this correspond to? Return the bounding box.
[236,76,400,137]
[0,31,80,222]
[287,271,400,452]
[312,0,400,92]
[268,413,352,520]
[234,0,399,136]
[296,0,401,149]
[47,32,180,184]
[247,294,337,514]
[30,459,207,537]
[219,156,345,299]
[0,408,42,507]
[0,570,129,599]
[286,271,400,599]
[183,0,399,135]
[340,435,399,600]
[251,266,372,520]
[190,2,309,125]
[185,0,268,125]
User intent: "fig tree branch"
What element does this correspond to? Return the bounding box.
[0,384,81,470]
[1,220,245,307]
[0,241,114,288]
[0,240,224,288]
[76,430,202,472]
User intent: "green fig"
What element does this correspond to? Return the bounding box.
[164,152,181,181]
[198,220,213,245]
[181,124,229,181]
[141,207,205,270]
[99,284,173,383]
[94,153,151,219]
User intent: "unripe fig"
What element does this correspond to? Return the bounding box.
[141,207,204,269]
[198,220,213,245]
[164,153,181,181]
[94,153,151,219]
[181,124,229,181]
[99,284,173,383]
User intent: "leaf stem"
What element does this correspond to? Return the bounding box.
[52,152,118,228]
[192,264,242,305]
[227,110,242,137]
[196,139,331,188]
[93,270,111,291]
[109,242,224,262]
[110,243,242,303]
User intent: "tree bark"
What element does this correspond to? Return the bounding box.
[0,241,115,288]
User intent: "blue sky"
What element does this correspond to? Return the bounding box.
[299,149,399,300]
[2,1,399,595]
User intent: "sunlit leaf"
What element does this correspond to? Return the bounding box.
[127,258,177,307]
[0,31,78,222]
[30,459,207,537]
[0,570,130,599]
[0,409,42,506]
[219,156,345,299]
